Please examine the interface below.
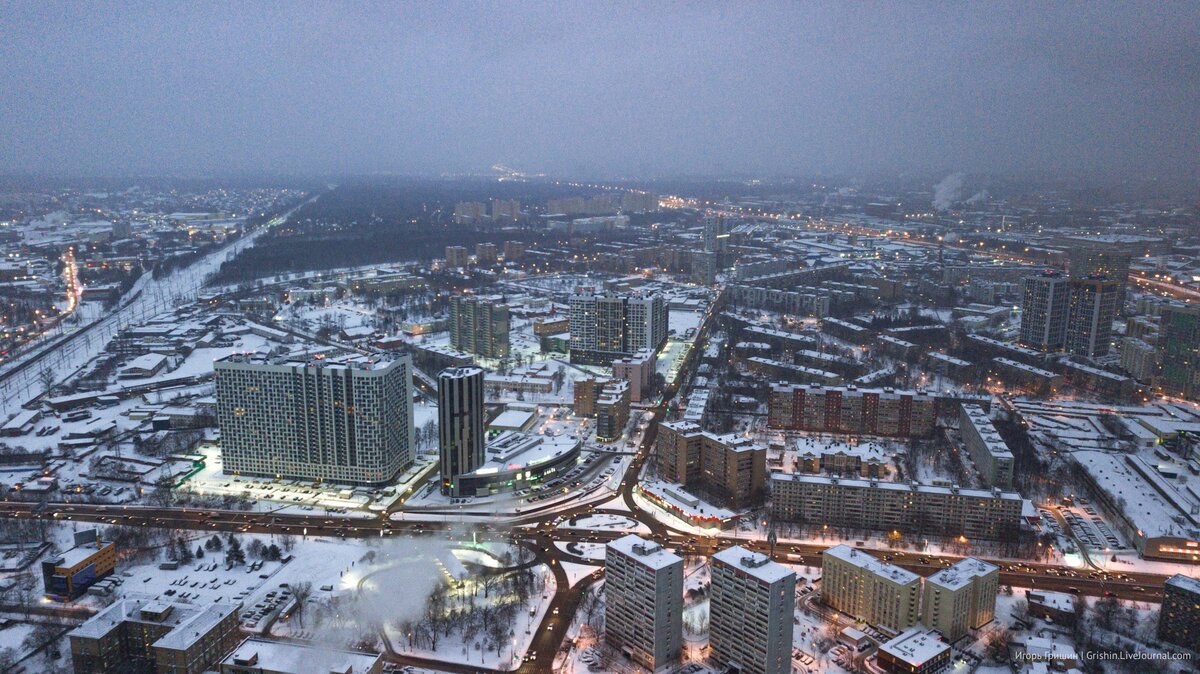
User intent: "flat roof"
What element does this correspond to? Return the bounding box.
[608,534,682,570]
[712,545,795,584]
[880,628,949,665]
[824,544,919,585]
[221,637,381,674]
[927,558,998,590]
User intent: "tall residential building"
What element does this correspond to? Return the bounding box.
[1019,270,1069,350]
[605,535,683,671]
[573,377,611,417]
[1158,304,1200,400]
[1159,574,1200,652]
[490,198,521,223]
[449,295,510,360]
[438,366,485,496]
[821,544,921,633]
[215,352,414,486]
[475,242,498,265]
[503,240,525,260]
[958,405,1014,488]
[445,245,470,268]
[595,379,631,443]
[1069,247,1130,309]
[655,421,766,509]
[709,546,795,674]
[568,292,667,364]
[1065,276,1119,358]
[69,598,243,674]
[921,558,999,641]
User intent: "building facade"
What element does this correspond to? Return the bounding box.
[709,546,795,674]
[568,292,667,365]
[767,384,939,438]
[69,599,242,674]
[1065,276,1119,358]
[1159,574,1200,652]
[821,544,921,633]
[1159,304,1200,400]
[1019,270,1069,350]
[655,421,766,509]
[215,352,414,486]
[449,295,510,360]
[958,405,1014,488]
[921,558,999,641]
[770,474,1024,541]
[438,366,486,496]
[605,535,683,671]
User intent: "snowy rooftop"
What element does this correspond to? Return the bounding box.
[218,350,399,371]
[462,431,579,477]
[771,473,1022,502]
[220,637,381,674]
[879,628,949,666]
[926,557,998,591]
[712,545,795,584]
[824,544,919,585]
[1166,573,1200,597]
[608,534,682,570]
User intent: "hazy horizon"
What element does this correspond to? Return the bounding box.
[3,1,1198,186]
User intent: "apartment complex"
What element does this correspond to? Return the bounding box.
[214,352,414,486]
[612,349,656,402]
[958,404,1014,488]
[449,295,510,359]
[709,546,795,674]
[595,379,631,442]
[767,384,939,438]
[770,474,1024,541]
[1159,574,1200,652]
[821,544,921,633]
[605,535,683,671]
[69,598,242,674]
[438,366,486,496]
[656,420,766,509]
[445,245,470,268]
[1065,276,1120,358]
[921,558,999,641]
[1019,270,1069,350]
[1159,304,1200,400]
[568,291,667,365]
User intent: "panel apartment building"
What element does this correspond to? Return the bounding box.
[958,404,1015,488]
[709,546,795,674]
[767,384,939,438]
[604,535,684,671]
[770,473,1024,541]
[69,598,242,674]
[656,420,766,509]
[215,352,414,486]
[821,544,921,633]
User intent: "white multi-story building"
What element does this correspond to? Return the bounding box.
[604,535,683,671]
[569,292,667,365]
[821,544,920,633]
[710,546,795,674]
[214,352,414,486]
[922,558,999,641]
[958,404,1014,488]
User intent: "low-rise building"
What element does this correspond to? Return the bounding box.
[43,537,117,601]
[876,628,951,674]
[218,637,382,674]
[69,598,242,674]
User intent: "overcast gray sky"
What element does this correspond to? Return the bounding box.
[2,1,1197,182]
